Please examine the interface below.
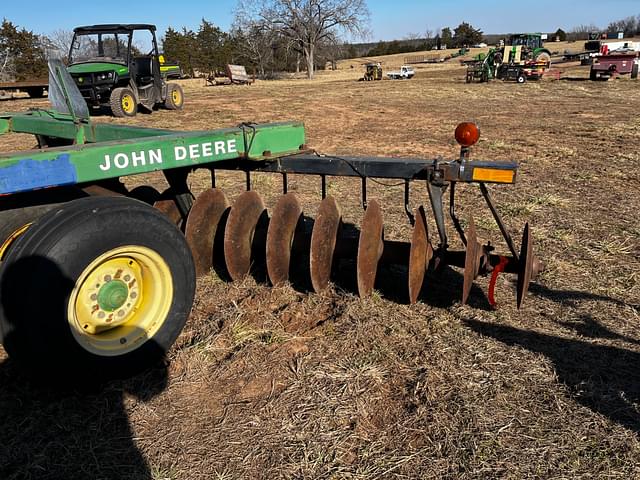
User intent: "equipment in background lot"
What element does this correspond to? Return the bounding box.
[465,40,549,84]
[0,65,543,379]
[160,60,183,79]
[590,53,639,80]
[362,63,383,81]
[506,34,552,65]
[67,24,184,117]
[0,79,48,99]
[386,65,415,79]
[206,65,255,86]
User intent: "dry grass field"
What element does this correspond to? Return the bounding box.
[1,55,639,479]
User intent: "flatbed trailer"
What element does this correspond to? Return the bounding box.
[0,63,542,381]
[0,79,48,98]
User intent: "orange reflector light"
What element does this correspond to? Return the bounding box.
[455,122,480,147]
[472,167,515,184]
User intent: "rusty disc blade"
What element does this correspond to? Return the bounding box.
[266,193,303,286]
[153,190,182,226]
[224,191,267,281]
[357,199,385,298]
[462,217,482,305]
[408,206,434,304]
[517,222,533,309]
[185,188,230,277]
[310,196,341,292]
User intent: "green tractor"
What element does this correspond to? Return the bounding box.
[504,33,552,65]
[363,63,383,81]
[67,24,184,117]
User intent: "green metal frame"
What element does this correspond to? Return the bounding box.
[0,110,305,195]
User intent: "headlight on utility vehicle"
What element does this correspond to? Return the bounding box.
[97,72,115,81]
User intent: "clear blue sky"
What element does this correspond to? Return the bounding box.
[2,0,638,42]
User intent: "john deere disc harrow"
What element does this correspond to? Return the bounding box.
[0,67,544,378]
[176,122,543,309]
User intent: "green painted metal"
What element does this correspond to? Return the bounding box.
[0,112,306,195]
[1,110,176,144]
[98,280,129,311]
[68,63,129,75]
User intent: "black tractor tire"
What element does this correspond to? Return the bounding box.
[26,87,45,98]
[164,83,184,110]
[0,196,196,380]
[632,63,639,80]
[535,52,551,66]
[0,188,87,260]
[110,87,138,117]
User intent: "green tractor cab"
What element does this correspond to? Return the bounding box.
[68,24,184,117]
[505,33,552,65]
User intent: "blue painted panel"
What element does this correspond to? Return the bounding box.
[0,154,77,194]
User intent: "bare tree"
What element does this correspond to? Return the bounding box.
[0,48,15,82]
[232,24,277,77]
[568,24,600,41]
[233,1,280,77]
[237,0,369,79]
[425,28,434,39]
[607,15,640,36]
[47,29,75,60]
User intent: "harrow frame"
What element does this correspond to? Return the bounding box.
[0,108,538,304]
[0,100,542,377]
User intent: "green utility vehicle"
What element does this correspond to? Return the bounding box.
[68,24,184,117]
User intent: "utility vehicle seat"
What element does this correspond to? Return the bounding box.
[133,57,154,84]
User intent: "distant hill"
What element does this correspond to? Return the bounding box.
[345,33,520,59]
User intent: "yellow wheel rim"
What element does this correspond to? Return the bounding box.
[67,246,173,356]
[0,223,31,260]
[121,94,135,114]
[172,88,182,105]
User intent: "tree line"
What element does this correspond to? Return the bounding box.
[2,9,639,83]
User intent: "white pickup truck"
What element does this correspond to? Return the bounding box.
[387,65,415,79]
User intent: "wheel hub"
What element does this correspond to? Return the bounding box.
[97,279,129,311]
[78,258,141,334]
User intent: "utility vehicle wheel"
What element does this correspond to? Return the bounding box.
[517,74,526,84]
[632,63,639,80]
[590,69,598,81]
[164,83,184,110]
[0,196,195,379]
[110,87,138,117]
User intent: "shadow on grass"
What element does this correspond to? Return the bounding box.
[0,360,166,479]
[529,282,638,310]
[464,319,640,434]
[0,255,168,479]
[529,282,640,344]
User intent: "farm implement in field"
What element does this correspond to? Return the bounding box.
[466,34,552,84]
[0,61,542,378]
